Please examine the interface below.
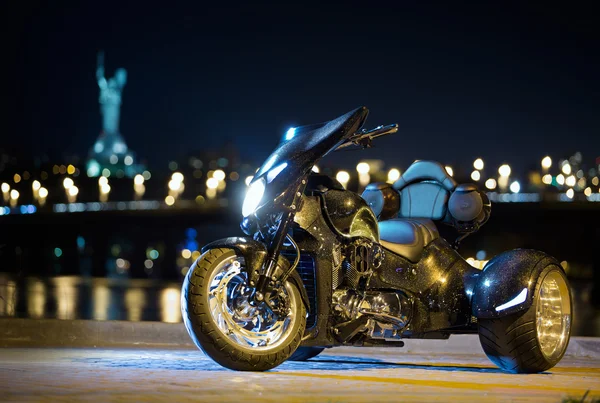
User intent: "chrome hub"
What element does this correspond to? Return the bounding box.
[207,255,297,351]
[536,270,571,361]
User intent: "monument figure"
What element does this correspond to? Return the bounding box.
[97,51,127,136]
[87,51,144,178]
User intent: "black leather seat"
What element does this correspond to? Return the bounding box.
[378,218,439,262]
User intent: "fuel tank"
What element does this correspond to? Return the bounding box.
[322,189,379,242]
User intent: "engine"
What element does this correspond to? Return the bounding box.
[332,288,411,341]
[339,239,384,289]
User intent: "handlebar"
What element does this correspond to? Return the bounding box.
[335,123,398,150]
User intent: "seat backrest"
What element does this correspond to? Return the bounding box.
[392,161,457,220]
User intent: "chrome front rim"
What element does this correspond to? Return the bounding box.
[536,270,571,361]
[207,255,297,351]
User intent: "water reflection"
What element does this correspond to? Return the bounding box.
[27,278,46,318]
[93,283,110,320]
[0,275,16,317]
[0,274,186,323]
[2,273,597,337]
[160,287,181,323]
[125,288,146,321]
[53,277,78,320]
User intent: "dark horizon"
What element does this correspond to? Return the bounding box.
[4,1,599,175]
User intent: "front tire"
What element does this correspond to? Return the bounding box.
[181,248,306,371]
[478,264,572,373]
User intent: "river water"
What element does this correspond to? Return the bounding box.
[0,273,597,337]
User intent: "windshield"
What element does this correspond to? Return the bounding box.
[253,106,369,184]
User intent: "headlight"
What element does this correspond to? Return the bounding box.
[242,177,266,217]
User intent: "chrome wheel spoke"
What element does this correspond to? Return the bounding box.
[206,255,297,351]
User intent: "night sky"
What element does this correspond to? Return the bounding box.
[4,1,599,175]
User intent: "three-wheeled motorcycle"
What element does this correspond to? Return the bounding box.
[181,106,572,373]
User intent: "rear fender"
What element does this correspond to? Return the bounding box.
[472,249,563,319]
[201,237,310,312]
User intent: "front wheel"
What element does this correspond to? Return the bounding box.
[478,265,572,373]
[181,248,306,371]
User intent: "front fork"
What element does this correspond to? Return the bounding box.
[253,177,307,299]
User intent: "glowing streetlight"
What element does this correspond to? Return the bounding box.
[561,163,571,175]
[556,174,565,185]
[336,171,350,188]
[32,180,41,191]
[38,187,48,206]
[473,158,484,170]
[2,183,10,202]
[542,174,552,185]
[566,188,574,199]
[171,172,184,184]
[356,162,370,188]
[206,177,219,189]
[165,195,175,206]
[509,181,520,193]
[565,175,576,187]
[63,178,74,189]
[498,164,511,177]
[10,189,19,207]
[99,178,111,202]
[485,178,497,190]
[312,166,320,173]
[470,171,481,181]
[356,162,370,174]
[387,168,400,183]
[134,174,144,185]
[168,179,182,191]
[67,186,79,202]
[213,170,226,181]
[541,156,552,170]
[584,187,592,197]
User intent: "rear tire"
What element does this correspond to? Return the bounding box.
[181,248,306,371]
[478,265,572,373]
[288,347,325,361]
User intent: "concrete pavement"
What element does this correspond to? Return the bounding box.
[1,319,599,402]
[0,347,599,402]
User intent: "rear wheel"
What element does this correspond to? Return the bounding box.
[181,248,306,371]
[288,347,325,361]
[478,265,572,373]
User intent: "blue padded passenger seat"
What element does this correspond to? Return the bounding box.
[393,160,457,220]
[377,161,457,262]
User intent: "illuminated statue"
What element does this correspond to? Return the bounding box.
[97,51,127,136]
[87,51,144,178]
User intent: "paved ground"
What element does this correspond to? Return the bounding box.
[0,347,599,402]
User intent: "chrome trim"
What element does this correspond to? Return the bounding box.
[207,255,297,351]
[536,270,571,361]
